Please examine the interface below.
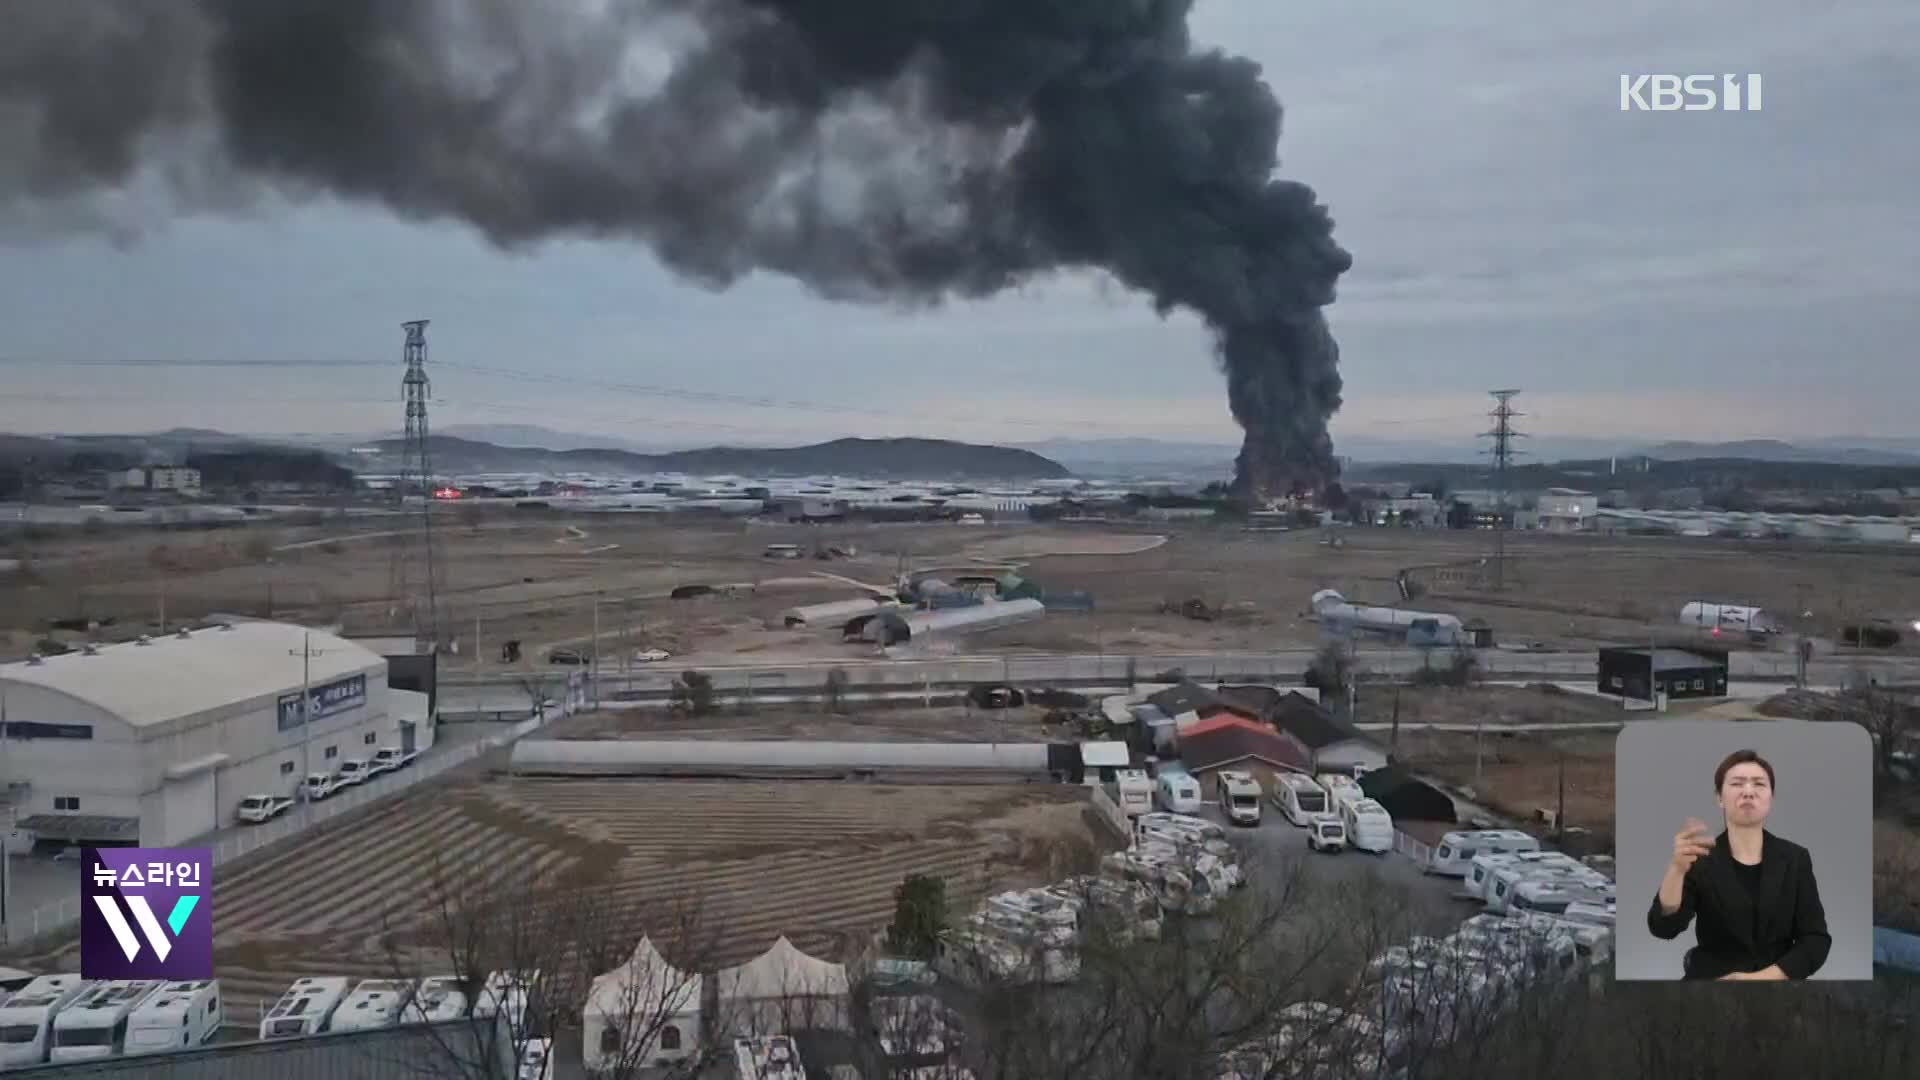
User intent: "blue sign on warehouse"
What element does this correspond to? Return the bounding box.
[277,673,368,731]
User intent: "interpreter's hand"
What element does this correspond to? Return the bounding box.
[1672,817,1714,872]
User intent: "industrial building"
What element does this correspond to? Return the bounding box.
[1269,693,1387,775]
[0,622,430,848]
[1596,646,1729,701]
[849,598,1044,646]
[1535,488,1598,532]
[108,465,203,495]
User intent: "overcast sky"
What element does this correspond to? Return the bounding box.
[1,0,1915,452]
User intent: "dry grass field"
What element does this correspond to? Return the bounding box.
[550,701,1059,743]
[18,770,1104,1036]
[9,513,1920,664]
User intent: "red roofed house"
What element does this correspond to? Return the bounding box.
[1176,716,1311,791]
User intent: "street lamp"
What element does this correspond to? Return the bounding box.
[289,633,327,822]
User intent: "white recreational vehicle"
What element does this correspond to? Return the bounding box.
[1426,829,1541,877]
[1508,879,1615,919]
[934,928,1036,987]
[1484,866,1610,915]
[1463,851,1583,902]
[1104,769,1155,818]
[260,976,352,1040]
[331,979,418,1033]
[123,980,222,1056]
[1215,770,1263,825]
[1680,601,1781,637]
[1315,773,1365,813]
[983,890,1081,948]
[0,974,91,1068]
[404,976,470,1024]
[475,970,539,1032]
[50,980,166,1062]
[1136,839,1240,893]
[1134,812,1235,859]
[735,1034,807,1080]
[1153,767,1203,814]
[967,911,1078,983]
[1042,876,1163,942]
[1100,848,1216,916]
[1271,772,1330,826]
[1340,798,1395,854]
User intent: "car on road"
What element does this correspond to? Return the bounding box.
[1306,813,1347,853]
[236,795,294,824]
[369,747,419,774]
[546,647,589,666]
[632,648,671,663]
[334,758,375,787]
[299,773,339,802]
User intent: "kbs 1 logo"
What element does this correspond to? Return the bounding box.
[81,848,212,979]
[1620,74,1763,112]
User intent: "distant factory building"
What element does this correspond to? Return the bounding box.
[1597,646,1729,701]
[0,622,427,848]
[108,465,202,495]
[1535,488,1598,532]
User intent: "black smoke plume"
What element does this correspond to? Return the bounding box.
[1,0,1353,496]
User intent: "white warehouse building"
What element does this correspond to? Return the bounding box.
[0,622,431,849]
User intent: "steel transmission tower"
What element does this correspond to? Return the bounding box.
[1482,389,1526,591]
[387,320,443,649]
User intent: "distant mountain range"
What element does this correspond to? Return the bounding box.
[361,435,1073,480]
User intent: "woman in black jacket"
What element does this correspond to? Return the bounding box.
[1647,749,1831,980]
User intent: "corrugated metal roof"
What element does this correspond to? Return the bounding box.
[1,1018,512,1079]
[1079,741,1130,768]
[0,622,384,729]
[511,739,1052,774]
[783,598,885,624]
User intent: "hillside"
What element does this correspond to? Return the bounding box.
[1347,456,1920,501]
[372,435,1074,480]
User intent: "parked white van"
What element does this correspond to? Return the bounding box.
[123,980,222,1056]
[1340,798,1395,855]
[331,979,417,1033]
[1215,771,1263,826]
[259,976,351,1040]
[1427,829,1541,877]
[1306,813,1347,853]
[1153,767,1203,814]
[50,980,166,1061]
[0,974,91,1068]
[1271,772,1330,826]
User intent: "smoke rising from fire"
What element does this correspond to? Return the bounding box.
[1,0,1353,494]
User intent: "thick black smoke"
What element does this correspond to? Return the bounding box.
[2,0,1352,495]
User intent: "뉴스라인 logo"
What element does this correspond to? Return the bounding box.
[80,847,212,980]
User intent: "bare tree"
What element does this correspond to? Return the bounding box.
[1842,687,1919,781]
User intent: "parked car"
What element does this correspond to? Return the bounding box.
[369,747,420,774]
[632,648,671,663]
[334,759,375,787]
[300,773,339,802]
[546,648,588,666]
[236,795,294,824]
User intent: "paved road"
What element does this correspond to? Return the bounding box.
[443,647,1920,698]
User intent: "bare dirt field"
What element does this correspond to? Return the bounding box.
[9,513,1920,665]
[16,769,1105,1035]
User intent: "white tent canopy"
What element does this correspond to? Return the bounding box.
[716,936,850,1036]
[584,937,703,1071]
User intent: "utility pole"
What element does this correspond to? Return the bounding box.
[590,593,601,712]
[389,319,443,652]
[1555,740,1567,843]
[290,633,325,823]
[1481,390,1526,591]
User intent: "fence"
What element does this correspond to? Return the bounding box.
[1090,785,1132,841]
[1392,830,1434,869]
[3,709,559,946]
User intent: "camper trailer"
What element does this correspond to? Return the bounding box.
[1271,772,1330,826]
[1484,866,1609,915]
[0,975,91,1068]
[404,976,469,1024]
[735,1035,808,1080]
[1100,848,1216,916]
[1508,880,1615,919]
[983,891,1081,948]
[50,981,166,1062]
[1215,771,1263,825]
[1340,798,1395,854]
[1104,769,1155,817]
[260,976,351,1040]
[1134,812,1235,859]
[1464,851,1584,902]
[330,979,417,1033]
[967,912,1078,983]
[123,980,222,1056]
[934,929,1036,988]
[1042,876,1163,942]
[1153,767,1203,814]
[1316,773,1365,813]
[1135,839,1240,893]
[475,970,539,1032]
[1679,601,1780,637]
[1426,830,1542,877]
